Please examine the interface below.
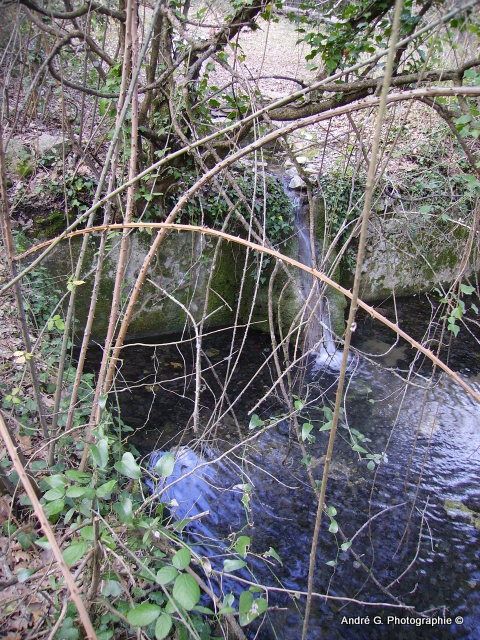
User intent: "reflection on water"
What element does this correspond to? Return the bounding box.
[84,296,480,639]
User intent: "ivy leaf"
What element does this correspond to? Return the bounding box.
[91,438,109,469]
[115,452,141,480]
[172,574,200,610]
[301,422,314,441]
[294,399,303,411]
[172,547,191,570]
[154,453,175,478]
[114,497,133,523]
[127,602,161,627]
[63,541,88,567]
[17,568,34,583]
[65,470,91,483]
[155,614,173,640]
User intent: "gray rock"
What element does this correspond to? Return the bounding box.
[5,133,69,178]
[4,138,33,178]
[33,133,68,158]
[288,174,307,190]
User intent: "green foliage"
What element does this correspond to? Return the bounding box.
[437,281,478,337]
[170,172,294,246]
[293,0,448,75]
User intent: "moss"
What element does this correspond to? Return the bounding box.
[444,499,480,530]
[34,209,67,238]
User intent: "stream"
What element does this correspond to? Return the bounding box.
[84,294,480,639]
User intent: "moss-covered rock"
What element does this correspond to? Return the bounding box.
[341,211,480,301]
[44,232,241,339]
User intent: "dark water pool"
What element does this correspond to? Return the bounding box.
[84,295,480,639]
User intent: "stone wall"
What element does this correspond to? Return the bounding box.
[341,211,479,301]
[43,231,306,340]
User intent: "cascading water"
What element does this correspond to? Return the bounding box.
[284,180,344,370]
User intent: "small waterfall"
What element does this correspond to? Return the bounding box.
[284,180,343,370]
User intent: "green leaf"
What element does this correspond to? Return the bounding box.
[127,602,161,627]
[79,526,95,541]
[320,421,333,431]
[455,114,473,125]
[351,443,368,454]
[294,399,303,411]
[155,613,173,640]
[96,479,117,499]
[328,519,339,534]
[114,497,133,523]
[460,283,475,295]
[263,546,282,565]
[65,470,91,483]
[156,566,178,586]
[234,536,251,558]
[323,406,333,421]
[448,322,460,337]
[154,453,175,478]
[172,573,200,610]
[44,487,65,501]
[65,486,89,498]
[102,579,123,597]
[115,452,141,480]
[340,541,352,552]
[419,204,433,214]
[44,499,65,517]
[172,547,191,570]
[367,460,376,471]
[45,474,66,489]
[63,541,88,567]
[248,414,264,430]
[239,591,268,626]
[223,558,246,573]
[35,537,51,550]
[91,438,109,469]
[239,590,252,615]
[301,422,314,441]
